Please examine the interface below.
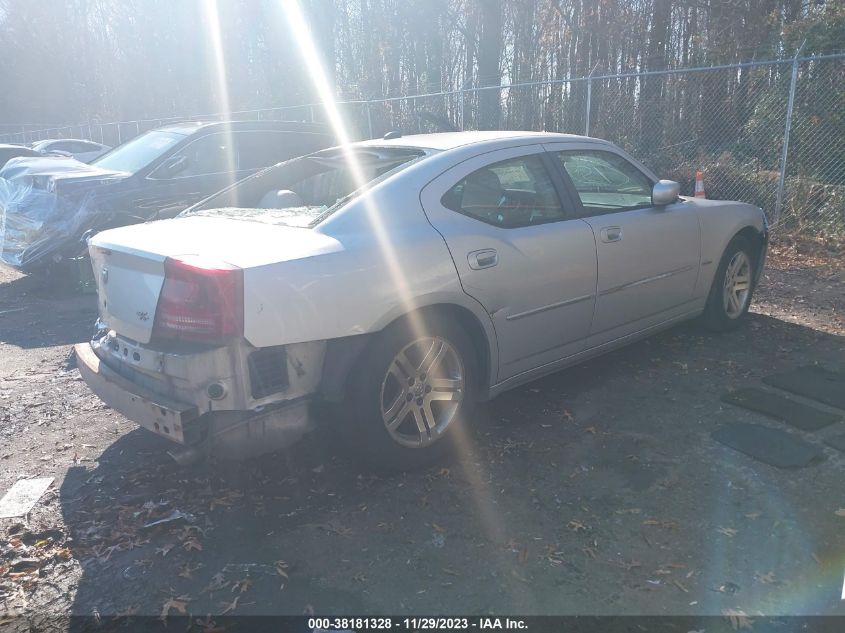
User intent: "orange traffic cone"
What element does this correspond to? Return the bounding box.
[694,170,706,198]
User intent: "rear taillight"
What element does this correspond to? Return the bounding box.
[152,256,243,342]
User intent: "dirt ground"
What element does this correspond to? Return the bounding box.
[1,237,844,624]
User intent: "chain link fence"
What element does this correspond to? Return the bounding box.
[3,54,843,236]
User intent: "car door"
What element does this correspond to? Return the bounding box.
[420,145,598,381]
[546,144,701,339]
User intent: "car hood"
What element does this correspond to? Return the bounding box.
[0,155,128,190]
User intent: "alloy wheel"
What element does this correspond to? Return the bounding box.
[379,336,465,448]
[722,251,752,318]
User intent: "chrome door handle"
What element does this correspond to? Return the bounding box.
[600,226,623,243]
[468,249,498,270]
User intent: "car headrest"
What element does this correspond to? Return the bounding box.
[257,189,304,209]
[461,169,502,210]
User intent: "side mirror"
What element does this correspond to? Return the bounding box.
[156,155,188,178]
[652,179,680,206]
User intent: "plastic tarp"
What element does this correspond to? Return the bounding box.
[0,156,124,269]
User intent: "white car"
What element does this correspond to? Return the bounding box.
[30,138,111,163]
[75,131,767,469]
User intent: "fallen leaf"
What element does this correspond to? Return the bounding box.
[568,519,588,532]
[219,596,239,615]
[510,569,530,584]
[673,579,689,593]
[160,595,190,619]
[232,577,253,593]
[834,508,845,517]
[717,527,738,538]
[156,544,175,557]
[203,572,228,593]
[183,537,203,552]
[195,616,224,632]
[722,608,753,630]
[432,522,446,533]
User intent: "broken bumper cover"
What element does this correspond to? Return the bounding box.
[74,342,315,459]
[74,341,197,443]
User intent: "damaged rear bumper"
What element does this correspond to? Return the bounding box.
[74,340,318,461]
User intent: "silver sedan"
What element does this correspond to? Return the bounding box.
[76,131,768,469]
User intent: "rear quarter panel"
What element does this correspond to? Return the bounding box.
[241,183,487,350]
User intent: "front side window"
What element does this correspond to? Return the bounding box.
[557,150,653,214]
[441,154,565,228]
[164,132,241,178]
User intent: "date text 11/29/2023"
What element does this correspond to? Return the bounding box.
[309,617,528,630]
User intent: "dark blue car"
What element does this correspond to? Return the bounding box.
[0,120,333,271]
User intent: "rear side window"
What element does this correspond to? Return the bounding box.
[49,141,75,152]
[72,141,101,153]
[157,130,331,178]
[441,154,566,228]
[556,150,653,214]
[236,130,328,170]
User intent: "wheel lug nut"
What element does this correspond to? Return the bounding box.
[407,378,415,386]
[406,393,413,401]
[416,397,423,405]
[420,373,426,380]
[425,385,432,393]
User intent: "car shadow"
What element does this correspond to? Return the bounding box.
[59,312,845,622]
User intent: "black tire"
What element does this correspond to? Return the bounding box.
[339,313,477,471]
[700,235,756,331]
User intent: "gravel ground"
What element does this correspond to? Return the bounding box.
[1,238,843,624]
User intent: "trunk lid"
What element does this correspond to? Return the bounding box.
[89,215,342,344]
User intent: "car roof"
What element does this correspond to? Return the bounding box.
[355,130,597,151]
[34,138,103,145]
[155,120,330,136]
[0,143,36,150]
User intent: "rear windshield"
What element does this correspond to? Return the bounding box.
[180,146,429,227]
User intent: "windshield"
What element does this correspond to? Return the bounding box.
[90,130,184,173]
[181,146,428,227]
